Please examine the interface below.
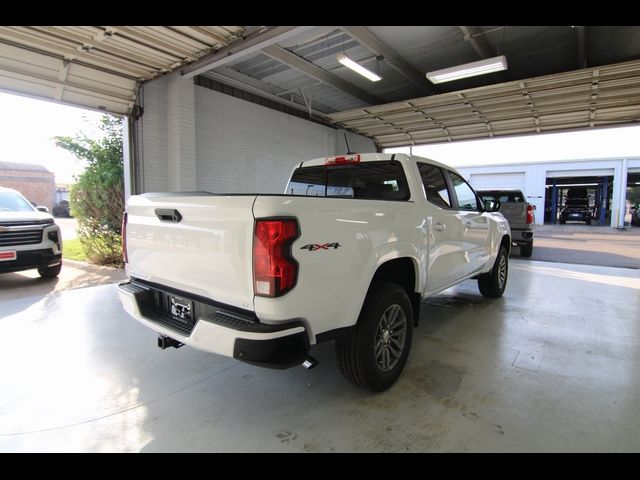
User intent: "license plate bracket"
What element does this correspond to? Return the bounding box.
[168,295,193,324]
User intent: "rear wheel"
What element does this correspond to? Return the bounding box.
[478,246,508,298]
[586,218,592,225]
[520,242,533,258]
[38,262,62,278]
[335,282,413,392]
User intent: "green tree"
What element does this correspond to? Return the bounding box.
[55,114,124,267]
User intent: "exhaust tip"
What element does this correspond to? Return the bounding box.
[301,356,319,370]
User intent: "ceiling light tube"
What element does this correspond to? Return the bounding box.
[426,55,508,84]
[337,54,382,82]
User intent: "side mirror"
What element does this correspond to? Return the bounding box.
[484,199,501,212]
[36,206,49,213]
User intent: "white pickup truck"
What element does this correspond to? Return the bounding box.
[118,153,510,391]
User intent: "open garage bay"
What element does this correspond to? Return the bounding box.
[1,259,638,452]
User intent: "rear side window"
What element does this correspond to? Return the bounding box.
[418,163,451,208]
[287,161,409,201]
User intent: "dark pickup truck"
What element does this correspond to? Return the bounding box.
[476,189,535,257]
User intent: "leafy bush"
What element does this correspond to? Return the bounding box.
[56,115,124,267]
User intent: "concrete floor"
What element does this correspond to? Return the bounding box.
[512,225,640,269]
[1,259,639,452]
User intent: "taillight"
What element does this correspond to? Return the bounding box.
[122,211,128,264]
[253,219,299,297]
[325,154,360,165]
[526,205,534,224]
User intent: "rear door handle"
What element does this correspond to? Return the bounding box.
[433,222,447,231]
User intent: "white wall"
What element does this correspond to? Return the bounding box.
[136,76,376,194]
[457,157,640,227]
[194,86,374,193]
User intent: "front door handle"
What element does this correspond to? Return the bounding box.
[433,222,447,231]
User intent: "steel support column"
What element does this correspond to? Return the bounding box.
[599,176,608,225]
[550,179,558,224]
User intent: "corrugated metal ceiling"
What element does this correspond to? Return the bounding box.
[326,59,640,147]
[0,26,245,115]
[1,26,639,147]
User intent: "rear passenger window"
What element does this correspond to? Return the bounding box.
[418,163,451,208]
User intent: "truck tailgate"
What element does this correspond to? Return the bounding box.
[499,203,527,229]
[125,193,256,311]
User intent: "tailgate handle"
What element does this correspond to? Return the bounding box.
[155,209,182,222]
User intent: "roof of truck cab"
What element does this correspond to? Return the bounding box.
[297,152,459,173]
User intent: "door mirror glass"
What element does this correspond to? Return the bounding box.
[484,199,501,212]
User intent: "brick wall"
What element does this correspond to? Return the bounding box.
[0,169,56,211]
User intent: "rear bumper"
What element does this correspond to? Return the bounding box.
[118,280,309,369]
[0,249,62,274]
[510,228,534,245]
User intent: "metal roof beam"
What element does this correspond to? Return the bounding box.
[180,26,316,79]
[459,26,510,83]
[340,26,437,95]
[577,26,589,69]
[261,44,384,105]
[208,66,332,114]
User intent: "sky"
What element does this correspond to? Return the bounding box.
[385,124,640,167]
[0,91,105,184]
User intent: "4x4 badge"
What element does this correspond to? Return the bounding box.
[300,243,341,251]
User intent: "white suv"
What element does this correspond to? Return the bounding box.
[0,187,62,278]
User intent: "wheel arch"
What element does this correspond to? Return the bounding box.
[369,257,421,327]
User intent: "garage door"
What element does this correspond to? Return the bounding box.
[469,172,525,190]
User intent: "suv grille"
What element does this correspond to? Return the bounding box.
[0,228,44,246]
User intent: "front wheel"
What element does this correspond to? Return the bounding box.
[478,246,508,298]
[335,282,413,392]
[38,262,62,278]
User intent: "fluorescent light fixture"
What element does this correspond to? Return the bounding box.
[426,55,508,84]
[337,54,382,82]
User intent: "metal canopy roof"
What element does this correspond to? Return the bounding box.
[1,26,639,148]
[326,59,640,147]
[0,26,245,114]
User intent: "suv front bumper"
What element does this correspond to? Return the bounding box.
[0,248,61,274]
[118,280,310,369]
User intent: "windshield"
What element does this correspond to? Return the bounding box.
[287,161,409,201]
[0,191,36,212]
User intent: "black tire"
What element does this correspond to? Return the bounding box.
[559,218,566,224]
[38,262,62,278]
[586,218,591,225]
[335,281,413,392]
[520,242,533,258]
[478,246,508,298]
